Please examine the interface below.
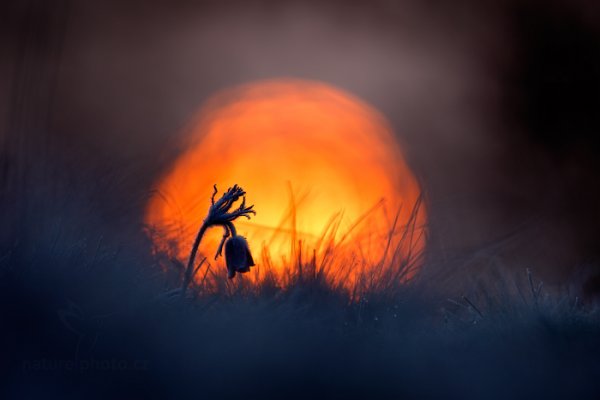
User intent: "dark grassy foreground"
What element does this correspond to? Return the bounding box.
[1,219,600,400]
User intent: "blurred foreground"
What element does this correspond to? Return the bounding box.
[1,218,599,399]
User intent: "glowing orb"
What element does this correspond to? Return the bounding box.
[145,79,426,288]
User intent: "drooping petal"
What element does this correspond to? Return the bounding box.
[224,236,254,277]
[237,246,255,273]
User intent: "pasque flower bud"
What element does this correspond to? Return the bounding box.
[224,235,255,279]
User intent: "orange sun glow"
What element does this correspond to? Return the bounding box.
[145,79,427,289]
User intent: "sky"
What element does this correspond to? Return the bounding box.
[2,0,600,284]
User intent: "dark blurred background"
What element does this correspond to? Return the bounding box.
[1,0,600,285]
[3,2,600,399]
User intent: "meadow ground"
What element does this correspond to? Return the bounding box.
[2,213,600,399]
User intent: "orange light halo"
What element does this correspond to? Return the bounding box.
[145,79,426,287]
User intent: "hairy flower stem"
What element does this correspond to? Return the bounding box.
[181,221,237,296]
[181,222,209,297]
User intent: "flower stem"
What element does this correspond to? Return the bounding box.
[182,221,208,297]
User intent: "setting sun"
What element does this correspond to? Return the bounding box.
[145,79,426,287]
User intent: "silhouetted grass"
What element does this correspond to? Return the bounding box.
[1,173,600,399]
[153,185,427,304]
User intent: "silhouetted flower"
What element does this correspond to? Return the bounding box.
[181,184,256,295]
[224,235,255,279]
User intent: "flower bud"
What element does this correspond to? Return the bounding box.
[224,235,255,279]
